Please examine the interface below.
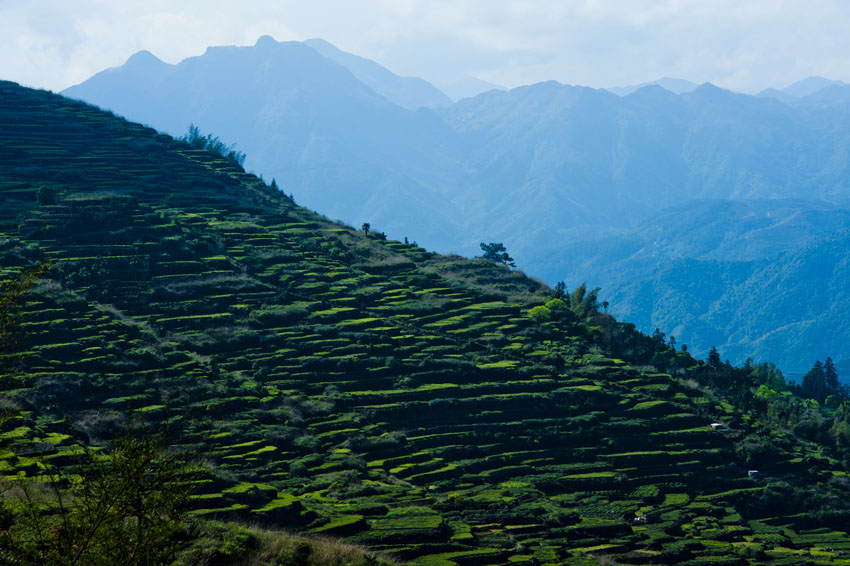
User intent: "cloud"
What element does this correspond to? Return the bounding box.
[2,0,850,93]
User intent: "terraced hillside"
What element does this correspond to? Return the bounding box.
[3,81,850,565]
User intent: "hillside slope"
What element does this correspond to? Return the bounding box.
[3,81,850,565]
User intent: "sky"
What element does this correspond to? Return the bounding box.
[2,0,850,95]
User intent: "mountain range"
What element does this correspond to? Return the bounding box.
[61,36,850,371]
[5,78,850,565]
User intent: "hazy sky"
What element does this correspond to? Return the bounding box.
[3,0,850,94]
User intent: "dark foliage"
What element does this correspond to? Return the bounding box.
[479,242,515,267]
[181,124,246,169]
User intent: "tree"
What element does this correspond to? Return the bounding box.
[838,383,850,411]
[528,305,552,322]
[707,346,721,368]
[569,283,600,319]
[802,360,827,403]
[554,281,566,299]
[180,124,245,168]
[38,185,57,206]
[652,327,666,347]
[479,242,515,267]
[825,357,839,392]
[2,431,196,566]
[361,222,371,235]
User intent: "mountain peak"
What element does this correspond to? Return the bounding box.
[694,81,722,91]
[255,35,279,48]
[124,49,166,67]
[625,83,682,102]
[650,77,699,93]
[684,82,732,101]
[606,77,698,97]
[782,76,846,98]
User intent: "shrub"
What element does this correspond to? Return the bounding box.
[181,124,246,168]
[528,305,551,322]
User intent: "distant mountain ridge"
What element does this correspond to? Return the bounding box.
[302,37,452,109]
[782,75,847,97]
[756,76,849,105]
[63,37,464,251]
[61,37,850,371]
[434,75,506,101]
[605,76,699,96]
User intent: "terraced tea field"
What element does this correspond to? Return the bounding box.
[2,81,850,565]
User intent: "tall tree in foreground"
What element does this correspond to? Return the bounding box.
[1,268,195,565]
[1,432,196,566]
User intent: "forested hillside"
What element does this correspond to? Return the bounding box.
[548,199,850,371]
[4,81,850,565]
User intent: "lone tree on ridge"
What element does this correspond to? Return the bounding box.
[480,242,515,268]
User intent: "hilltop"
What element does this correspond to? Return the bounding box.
[3,81,850,564]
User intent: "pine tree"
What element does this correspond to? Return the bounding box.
[554,281,566,299]
[479,242,515,268]
[707,346,721,368]
[652,327,666,347]
[825,357,840,392]
[802,360,827,403]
